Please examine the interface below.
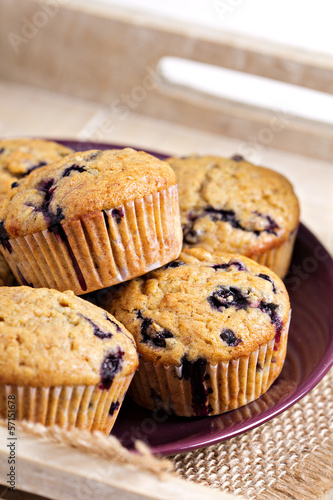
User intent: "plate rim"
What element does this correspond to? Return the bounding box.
[142,225,333,456]
[55,139,333,456]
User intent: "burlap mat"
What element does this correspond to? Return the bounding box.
[172,367,333,499]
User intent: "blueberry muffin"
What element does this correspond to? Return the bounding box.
[0,148,182,294]
[104,248,290,417]
[0,138,72,286]
[167,155,300,278]
[0,286,138,433]
[0,138,73,201]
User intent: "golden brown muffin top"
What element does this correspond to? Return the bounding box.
[0,148,177,239]
[0,287,138,387]
[167,155,299,256]
[106,248,290,365]
[0,138,73,201]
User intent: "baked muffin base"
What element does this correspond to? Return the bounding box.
[0,374,133,435]
[248,229,298,279]
[129,317,289,417]
[0,185,182,295]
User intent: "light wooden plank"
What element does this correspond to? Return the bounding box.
[0,427,242,500]
[0,82,98,139]
[0,78,331,253]
[82,108,333,254]
[2,0,333,93]
[134,85,333,162]
[1,1,333,160]
[0,78,331,254]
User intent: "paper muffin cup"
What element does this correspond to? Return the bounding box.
[248,229,298,279]
[0,374,134,435]
[0,185,182,295]
[129,318,289,417]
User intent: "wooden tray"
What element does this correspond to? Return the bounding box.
[1,0,333,162]
[0,2,332,499]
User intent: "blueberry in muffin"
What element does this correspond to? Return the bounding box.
[103,248,291,417]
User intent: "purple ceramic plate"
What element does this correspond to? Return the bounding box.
[58,140,333,456]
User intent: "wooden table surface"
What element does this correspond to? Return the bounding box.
[1,80,332,256]
[0,79,332,500]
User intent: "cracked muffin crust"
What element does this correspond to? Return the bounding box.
[0,138,73,202]
[105,248,290,417]
[0,286,138,433]
[0,148,177,237]
[0,148,182,294]
[107,248,290,365]
[167,154,300,278]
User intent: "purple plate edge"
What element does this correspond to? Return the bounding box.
[50,138,171,160]
[158,353,333,456]
[153,224,333,456]
[52,139,333,456]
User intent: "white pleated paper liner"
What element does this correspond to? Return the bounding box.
[129,320,289,418]
[0,374,134,435]
[248,229,298,279]
[1,185,182,295]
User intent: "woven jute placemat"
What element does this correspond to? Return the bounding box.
[172,367,333,499]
